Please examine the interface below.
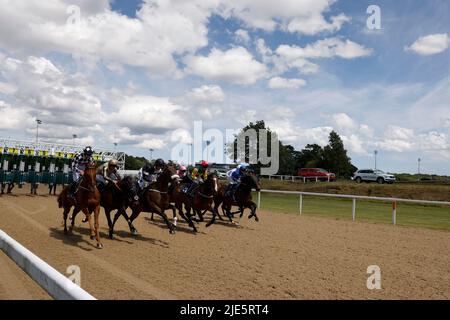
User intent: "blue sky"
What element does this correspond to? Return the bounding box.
[0,0,449,174]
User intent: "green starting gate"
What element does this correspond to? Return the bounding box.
[0,139,124,195]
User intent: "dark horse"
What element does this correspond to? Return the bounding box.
[173,172,219,232]
[57,165,103,248]
[109,164,179,236]
[70,175,139,239]
[207,172,261,227]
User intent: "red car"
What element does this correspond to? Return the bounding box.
[298,168,336,181]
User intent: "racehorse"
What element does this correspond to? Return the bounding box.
[206,172,261,227]
[109,164,179,235]
[169,173,218,232]
[173,171,219,232]
[70,175,139,239]
[57,164,103,248]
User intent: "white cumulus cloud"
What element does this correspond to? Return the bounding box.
[186,85,225,103]
[268,77,306,89]
[406,33,450,56]
[184,47,268,85]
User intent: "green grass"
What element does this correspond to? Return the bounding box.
[255,192,450,232]
[259,179,450,202]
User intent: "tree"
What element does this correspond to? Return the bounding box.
[229,120,278,174]
[295,144,324,169]
[229,122,357,177]
[124,154,148,170]
[278,144,298,175]
[322,131,356,178]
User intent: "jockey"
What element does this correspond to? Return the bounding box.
[177,165,188,181]
[69,146,95,198]
[225,163,249,196]
[137,158,165,190]
[185,160,209,197]
[97,159,121,190]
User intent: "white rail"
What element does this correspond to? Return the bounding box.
[257,189,450,225]
[0,229,96,300]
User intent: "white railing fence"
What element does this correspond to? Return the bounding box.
[0,229,96,300]
[256,190,450,225]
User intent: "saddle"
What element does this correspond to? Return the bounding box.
[181,181,199,198]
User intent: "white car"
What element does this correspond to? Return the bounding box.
[352,169,396,184]
[217,171,228,180]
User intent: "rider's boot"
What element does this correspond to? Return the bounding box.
[69,181,77,199]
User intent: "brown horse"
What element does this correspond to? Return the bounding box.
[110,164,179,235]
[207,172,261,227]
[57,165,103,248]
[174,173,218,232]
[70,175,139,239]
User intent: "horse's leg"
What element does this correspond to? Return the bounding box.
[216,208,224,221]
[187,203,200,223]
[121,208,138,235]
[239,206,245,218]
[63,207,69,234]
[205,206,217,227]
[207,198,224,227]
[168,204,177,227]
[94,205,102,249]
[104,208,113,230]
[104,208,114,239]
[224,203,236,224]
[148,203,175,234]
[69,207,81,233]
[111,207,136,236]
[150,212,154,221]
[248,202,259,222]
[196,207,204,222]
[128,207,141,227]
[83,207,95,240]
[177,203,197,232]
[94,204,103,249]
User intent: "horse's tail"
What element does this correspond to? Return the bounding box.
[57,192,64,208]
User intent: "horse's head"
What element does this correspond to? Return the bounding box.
[83,164,97,186]
[158,164,179,184]
[208,170,219,193]
[241,171,261,192]
[120,175,135,193]
[201,170,218,195]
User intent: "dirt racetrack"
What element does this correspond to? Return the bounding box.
[0,188,449,300]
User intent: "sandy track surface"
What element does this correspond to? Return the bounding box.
[0,188,449,300]
[0,251,50,300]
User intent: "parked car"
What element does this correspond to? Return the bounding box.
[297,168,336,181]
[352,169,396,184]
[209,163,235,180]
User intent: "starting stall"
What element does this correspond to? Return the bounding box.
[0,139,125,195]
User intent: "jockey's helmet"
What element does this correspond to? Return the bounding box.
[83,146,94,156]
[200,160,209,168]
[154,158,165,167]
[108,159,118,167]
[179,165,187,172]
[239,163,249,173]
